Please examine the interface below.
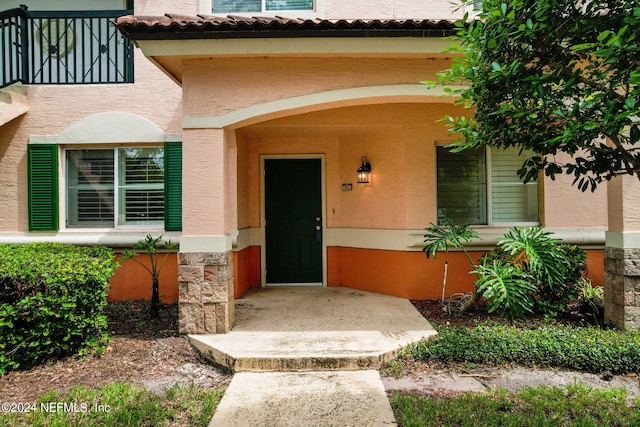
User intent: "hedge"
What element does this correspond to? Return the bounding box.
[0,243,117,374]
[410,324,640,374]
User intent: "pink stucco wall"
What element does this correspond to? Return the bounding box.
[608,175,640,232]
[179,53,609,234]
[0,53,182,232]
[323,0,464,20]
[182,57,449,117]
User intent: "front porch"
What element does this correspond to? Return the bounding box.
[188,286,437,372]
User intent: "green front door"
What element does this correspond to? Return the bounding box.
[265,158,323,284]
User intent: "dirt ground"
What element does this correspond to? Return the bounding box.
[0,301,231,402]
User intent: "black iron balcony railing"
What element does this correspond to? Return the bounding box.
[1,7,133,88]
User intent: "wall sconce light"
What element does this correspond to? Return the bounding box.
[357,156,372,184]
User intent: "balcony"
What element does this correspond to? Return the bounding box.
[1,6,133,88]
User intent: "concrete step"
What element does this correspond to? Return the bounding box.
[189,329,435,372]
[188,287,437,372]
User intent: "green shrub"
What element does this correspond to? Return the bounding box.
[473,261,536,321]
[410,324,640,374]
[0,243,117,374]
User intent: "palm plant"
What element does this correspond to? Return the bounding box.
[122,235,177,317]
[423,217,479,269]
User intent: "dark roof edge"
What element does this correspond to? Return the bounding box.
[115,15,459,41]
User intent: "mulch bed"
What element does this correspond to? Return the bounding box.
[0,301,230,402]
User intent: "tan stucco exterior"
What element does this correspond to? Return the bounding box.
[0,0,622,313]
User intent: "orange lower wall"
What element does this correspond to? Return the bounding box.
[234,246,262,298]
[106,246,604,303]
[327,247,605,300]
[108,253,179,303]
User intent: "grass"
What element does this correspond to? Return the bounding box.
[390,321,640,425]
[392,383,640,427]
[0,381,224,427]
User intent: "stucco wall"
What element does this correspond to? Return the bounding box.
[182,57,450,117]
[323,0,465,20]
[543,153,608,228]
[234,102,606,233]
[136,0,198,15]
[0,51,182,232]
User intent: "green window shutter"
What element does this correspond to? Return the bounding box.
[28,144,59,231]
[164,141,182,231]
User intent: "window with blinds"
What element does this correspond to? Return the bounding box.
[66,149,115,227]
[436,146,538,226]
[437,147,487,225]
[213,0,313,12]
[66,147,164,228]
[491,148,539,223]
[118,148,164,225]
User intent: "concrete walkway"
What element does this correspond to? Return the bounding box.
[195,288,640,426]
[191,287,437,426]
[382,367,640,402]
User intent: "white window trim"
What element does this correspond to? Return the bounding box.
[436,142,540,227]
[205,0,324,19]
[62,145,166,231]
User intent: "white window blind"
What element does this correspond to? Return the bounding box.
[66,149,115,227]
[491,148,539,224]
[118,148,164,225]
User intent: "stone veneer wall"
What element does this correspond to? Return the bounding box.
[178,251,235,334]
[604,247,640,330]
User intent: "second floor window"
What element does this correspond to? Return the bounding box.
[213,0,314,13]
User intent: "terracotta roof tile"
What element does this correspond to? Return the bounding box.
[115,14,458,40]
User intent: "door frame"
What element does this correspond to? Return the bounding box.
[260,154,327,287]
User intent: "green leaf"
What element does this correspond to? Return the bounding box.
[596,30,611,42]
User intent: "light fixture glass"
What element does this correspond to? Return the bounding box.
[357,156,371,184]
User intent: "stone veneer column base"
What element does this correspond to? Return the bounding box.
[604,247,640,330]
[178,251,235,334]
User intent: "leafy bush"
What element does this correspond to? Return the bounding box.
[424,221,587,320]
[481,228,586,317]
[410,324,640,374]
[0,243,117,374]
[473,261,536,321]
